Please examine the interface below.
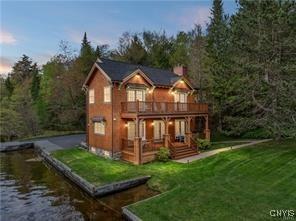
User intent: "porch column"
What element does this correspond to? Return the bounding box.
[134,137,142,165]
[185,117,193,147]
[134,117,142,165]
[163,117,170,148]
[204,115,211,140]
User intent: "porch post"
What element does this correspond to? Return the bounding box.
[163,117,170,148]
[204,115,211,140]
[134,117,142,165]
[185,117,193,147]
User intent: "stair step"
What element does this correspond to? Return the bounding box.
[174,152,198,159]
[175,148,196,154]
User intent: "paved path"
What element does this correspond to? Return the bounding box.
[0,134,85,152]
[174,139,272,163]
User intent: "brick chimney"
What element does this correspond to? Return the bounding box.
[173,65,188,76]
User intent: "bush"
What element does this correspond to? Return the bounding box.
[156,147,170,162]
[197,138,211,150]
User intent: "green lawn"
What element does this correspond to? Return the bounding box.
[52,140,296,220]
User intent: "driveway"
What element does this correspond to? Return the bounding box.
[45,134,86,148]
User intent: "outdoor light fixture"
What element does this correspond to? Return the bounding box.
[151,122,154,126]
[180,80,184,83]
[125,123,128,127]
[169,121,173,125]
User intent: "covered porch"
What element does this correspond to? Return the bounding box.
[121,114,210,165]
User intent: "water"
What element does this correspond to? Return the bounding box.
[0,149,156,221]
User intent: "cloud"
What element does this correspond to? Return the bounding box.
[170,6,210,30]
[0,56,14,75]
[0,30,17,45]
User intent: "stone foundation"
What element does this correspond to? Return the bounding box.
[89,146,121,160]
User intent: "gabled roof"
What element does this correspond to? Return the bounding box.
[83,58,197,89]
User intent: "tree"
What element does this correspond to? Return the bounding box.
[30,63,40,102]
[188,25,208,102]
[206,0,232,132]
[80,32,96,75]
[95,44,111,58]
[142,30,173,69]
[230,0,296,139]
[10,54,35,85]
[112,32,147,65]
[170,31,191,66]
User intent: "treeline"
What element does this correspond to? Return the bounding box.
[1,0,295,141]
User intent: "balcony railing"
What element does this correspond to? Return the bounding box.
[121,101,208,114]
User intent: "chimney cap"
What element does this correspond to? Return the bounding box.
[173,65,187,76]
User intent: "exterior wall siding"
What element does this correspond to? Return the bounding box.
[87,69,198,156]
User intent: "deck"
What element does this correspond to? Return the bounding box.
[121,101,208,118]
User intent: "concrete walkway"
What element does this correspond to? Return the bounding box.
[174,139,272,163]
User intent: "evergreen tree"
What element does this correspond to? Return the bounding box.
[230,0,296,139]
[80,32,96,75]
[188,25,207,102]
[30,63,40,102]
[206,0,231,132]
[10,54,35,85]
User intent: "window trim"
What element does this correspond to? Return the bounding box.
[89,89,95,104]
[94,122,105,135]
[104,86,111,103]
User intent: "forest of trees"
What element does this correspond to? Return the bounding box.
[1,0,295,141]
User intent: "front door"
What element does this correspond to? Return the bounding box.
[153,120,165,140]
[175,119,185,141]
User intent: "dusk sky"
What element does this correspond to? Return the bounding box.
[0,0,238,75]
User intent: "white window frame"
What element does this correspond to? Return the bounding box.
[153,120,165,140]
[94,122,105,135]
[104,86,111,103]
[127,89,146,102]
[89,89,95,104]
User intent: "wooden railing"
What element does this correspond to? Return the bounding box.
[121,101,208,114]
[168,140,176,159]
[142,139,163,153]
[190,136,199,152]
[122,139,134,153]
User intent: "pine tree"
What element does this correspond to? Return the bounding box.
[30,63,40,102]
[80,32,96,75]
[230,0,296,139]
[206,0,231,133]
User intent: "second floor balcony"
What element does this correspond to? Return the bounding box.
[121,101,208,117]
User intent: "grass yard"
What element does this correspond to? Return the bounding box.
[52,140,296,220]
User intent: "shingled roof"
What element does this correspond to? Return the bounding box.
[99,58,181,86]
[83,58,196,89]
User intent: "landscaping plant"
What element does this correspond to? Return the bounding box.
[156,147,170,162]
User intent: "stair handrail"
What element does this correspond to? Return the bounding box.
[168,140,176,159]
[190,136,199,153]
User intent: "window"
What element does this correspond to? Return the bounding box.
[89,89,94,104]
[94,122,105,135]
[104,86,111,102]
[127,121,146,140]
[127,89,145,101]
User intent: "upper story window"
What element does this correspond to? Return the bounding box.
[174,92,187,103]
[127,89,146,101]
[104,86,111,102]
[89,89,94,104]
[94,122,105,135]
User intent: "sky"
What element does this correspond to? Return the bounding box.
[0,0,238,75]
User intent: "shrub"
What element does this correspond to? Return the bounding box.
[197,138,211,150]
[156,147,170,162]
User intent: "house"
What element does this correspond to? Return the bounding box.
[82,58,210,165]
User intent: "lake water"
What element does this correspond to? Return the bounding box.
[0,149,156,221]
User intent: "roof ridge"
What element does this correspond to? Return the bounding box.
[100,58,177,75]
